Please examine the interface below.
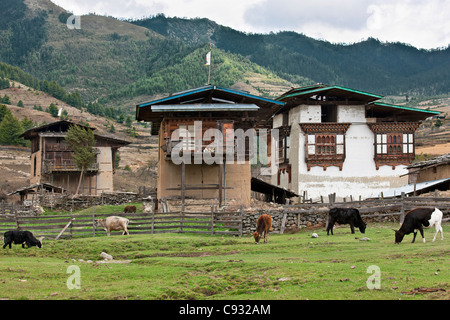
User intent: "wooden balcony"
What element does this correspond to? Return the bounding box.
[162,139,252,162]
[44,160,99,174]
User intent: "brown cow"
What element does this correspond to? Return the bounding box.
[253,214,273,244]
[95,216,130,236]
[123,205,136,213]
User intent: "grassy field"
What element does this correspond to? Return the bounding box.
[0,223,448,301]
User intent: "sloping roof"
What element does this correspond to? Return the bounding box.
[407,153,450,169]
[366,102,440,121]
[136,85,285,135]
[251,177,298,203]
[8,183,65,196]
[20,120,130,146]
[277,84,383,103]
[368,178,450,198]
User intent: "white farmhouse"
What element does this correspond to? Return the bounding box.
[272,84,440,201]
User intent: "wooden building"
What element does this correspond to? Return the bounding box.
[406,153,450,185]
[136,85,284,207]
[273,84,440,201]
[20,120,130,195]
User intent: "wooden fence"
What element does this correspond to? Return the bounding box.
[0,196,449,240]
[0,208,243,240]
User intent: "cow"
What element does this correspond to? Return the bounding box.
[95,216,130,236]
[253,214,273,244]
[123,205,136,213]
[3,230,43,249]
[394,208,443,244]
[327,207,366,235]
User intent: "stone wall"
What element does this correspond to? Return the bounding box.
[241,209,328,235]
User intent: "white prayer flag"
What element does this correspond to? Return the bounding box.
[205,51,211,66]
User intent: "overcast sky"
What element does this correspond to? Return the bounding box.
[50,0,449,50]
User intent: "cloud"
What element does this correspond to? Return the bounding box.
[244,0,373,33]
[243,0,450,49]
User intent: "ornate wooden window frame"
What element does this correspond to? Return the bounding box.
[368,122,419,170]
[300,123,351,171]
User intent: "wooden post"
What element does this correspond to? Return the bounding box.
[218,163,223,207]
[92,205,96,237]
[55,219,74,240]
[70,208,73,238]
[400,192,405,224]
[239,205,243,237]
[181,162,186,212]
[180,210,184,234]
[151,209,155,234]
[210,206,215,236]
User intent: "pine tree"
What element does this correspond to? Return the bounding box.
[47,103,59,117]
[0,112,26,146]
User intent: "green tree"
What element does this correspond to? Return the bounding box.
[64,125,97,195]
[21,116,35,131]
[0,104,11,123]
[0,112,26,146]
[47,103,59,117]
[17,100,24,107]
[1,94,11,104]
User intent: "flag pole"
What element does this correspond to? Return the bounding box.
[206,43,212,84]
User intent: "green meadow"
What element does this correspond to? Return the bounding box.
[0,223,448,300]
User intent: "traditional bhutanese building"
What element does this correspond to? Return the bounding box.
[273,84,440,201]
[136,85,284,207]
[20,120,130,195]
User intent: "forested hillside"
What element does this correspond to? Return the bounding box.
[132,15,450,96]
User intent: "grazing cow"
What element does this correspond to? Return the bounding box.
[327,207,366,235]
[253,214,273,244]
[123,205,136,213]
[394,208,443,244]
[95,216,130,236]
[3,230,43,249]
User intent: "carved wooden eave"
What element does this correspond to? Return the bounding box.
[300,123,351,134]
[367,122,419,133]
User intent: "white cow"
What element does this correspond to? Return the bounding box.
[95,216,130,236]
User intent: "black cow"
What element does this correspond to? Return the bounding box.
[3,230,43,249]
[394,207,443,244]
[326,207,366,235]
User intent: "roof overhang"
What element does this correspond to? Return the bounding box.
[366,102,441,122]
[277,85,383,105]
[150,103,260,112]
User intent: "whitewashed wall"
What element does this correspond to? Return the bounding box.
[272,105,409,201]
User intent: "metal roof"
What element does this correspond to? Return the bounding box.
[277,84,383,102]
[138,85,284,108]
[369,178,450,198]
[150,104,260,112]
[370,102,441,115]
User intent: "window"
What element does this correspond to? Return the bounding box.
[321,105,337,122]
[375,133,414,156]
[301,123,351,171]
[369,122,419,169]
